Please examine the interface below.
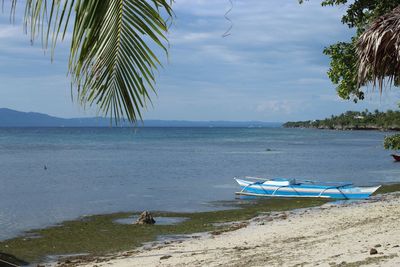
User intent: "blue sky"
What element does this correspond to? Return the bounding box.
[0,0,399,121]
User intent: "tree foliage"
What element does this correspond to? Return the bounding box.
[284,109,400,130]
[3,0,173,123]
[307,1,400,150]
[302,0,400,102]
[384,134,400,150]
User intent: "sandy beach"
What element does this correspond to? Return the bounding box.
[63,192,400,267]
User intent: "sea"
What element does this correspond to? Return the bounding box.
[1,127,399,240]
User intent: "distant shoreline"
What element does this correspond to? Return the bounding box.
[283,110,400,132]
[283,125,400,131]
[0,108,282,127]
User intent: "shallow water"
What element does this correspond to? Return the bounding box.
[114,216,188,225]
[0,127,399,240]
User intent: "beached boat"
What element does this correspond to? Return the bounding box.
[391,154,400,162]
[234,177,380,199]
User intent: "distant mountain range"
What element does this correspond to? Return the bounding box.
[0,108,282,127]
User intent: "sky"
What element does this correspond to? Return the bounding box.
[0,0,400,122]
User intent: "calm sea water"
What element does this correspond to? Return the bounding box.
[1,127,399,240]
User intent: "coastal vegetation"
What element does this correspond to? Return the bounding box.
[284,109,400,150]
[299,2,400,150]
[384,134,400,150]
[283,110,400,130]
[302,0,400,102]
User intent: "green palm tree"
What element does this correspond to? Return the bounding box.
[5,0,173,123]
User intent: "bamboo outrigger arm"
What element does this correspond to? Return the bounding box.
[317,185,350,199]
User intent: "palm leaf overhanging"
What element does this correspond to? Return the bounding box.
[7,0,173,123]
[356,5,400,92]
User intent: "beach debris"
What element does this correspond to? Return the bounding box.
[211,222,248,235]
[233,246,251,251]
[134,211,156,225]
[374,244,382,248]
[277,213,288,220]
[121,251,136,257]
[370,248,378,255]
[160,255,172,260]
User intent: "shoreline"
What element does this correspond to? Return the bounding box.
[62,192,400,267]
[283,126,400,131]
[0,196,328,263]
[1,184,399,265]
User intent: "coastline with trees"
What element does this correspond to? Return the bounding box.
[3,0,400,266]
[283,110,400,131]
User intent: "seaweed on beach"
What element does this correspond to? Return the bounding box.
[1,183,399,264]
[0,197,326,264]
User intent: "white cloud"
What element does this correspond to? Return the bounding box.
[199,44,245,63]
[256,100,302,114]
[0,26,14,39]
[174,0,230,17]
[0,25,23,40]
[170,31,216,44]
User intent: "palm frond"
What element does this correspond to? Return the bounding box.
[9,0,173,123]
[356,5,400,92]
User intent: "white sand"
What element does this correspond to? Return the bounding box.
[76,193,400,267]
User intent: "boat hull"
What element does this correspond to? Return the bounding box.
[235,178,380,199]
[391,154,400,162]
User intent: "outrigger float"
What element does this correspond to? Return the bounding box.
[235,177,381,200]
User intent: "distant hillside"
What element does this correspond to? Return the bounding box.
[0,108,112,127]
[283,110,400,131]
[0,108,282,128]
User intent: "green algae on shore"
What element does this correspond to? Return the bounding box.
[1,183,399,264]
[0,198,326,263]
[374,183,400,195]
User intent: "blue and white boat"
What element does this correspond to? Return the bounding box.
[235,177,381,199]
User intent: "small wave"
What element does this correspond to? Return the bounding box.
[212,184,237,189]
[370,169,400,175]
[87,199,113,204]
[224,151,283,154]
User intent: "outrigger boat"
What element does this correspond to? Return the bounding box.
[235,177,381,200]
